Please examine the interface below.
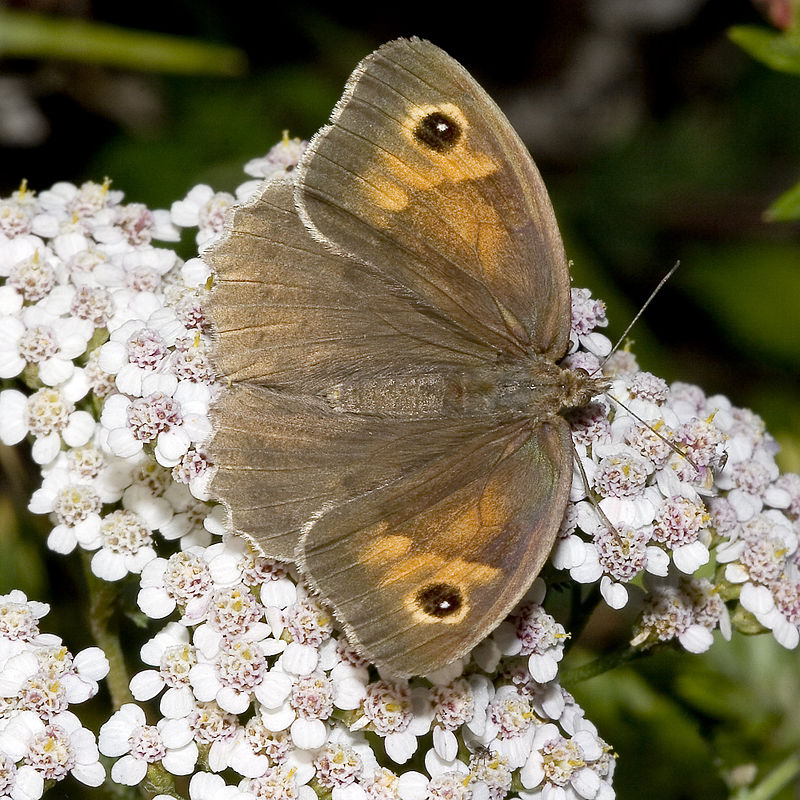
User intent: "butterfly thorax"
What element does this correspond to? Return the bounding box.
[322,359,608,421]
[479,358,609,419]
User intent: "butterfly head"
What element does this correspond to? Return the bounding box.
[559,366,611,413]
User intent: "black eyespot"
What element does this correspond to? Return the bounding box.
[413,111,462,152]
[416,583,463,618]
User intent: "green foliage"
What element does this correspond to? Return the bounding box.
[93,65,341,207]
[765,178,800,220]
[680,241,800,369]
[729,25,800,76]
[570,636,800,800]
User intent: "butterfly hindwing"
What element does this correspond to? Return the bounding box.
[299,418,574,677]
[210,383,538,565]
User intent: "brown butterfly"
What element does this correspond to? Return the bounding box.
[205,37,607,678]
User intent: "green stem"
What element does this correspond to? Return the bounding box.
[732,753,800,800]
[81,550,133,708]
[560,645,640,688]
[144,762,181,799]
[563,582,602,654]
[0,8,246,75]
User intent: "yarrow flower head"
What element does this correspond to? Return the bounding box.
[2,140,799,800]
[0,592,108,798]
[98,702,199,784]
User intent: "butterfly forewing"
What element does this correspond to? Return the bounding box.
[206,178,494,391]
[296,37,572,358]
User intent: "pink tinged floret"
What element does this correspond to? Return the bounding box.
[244,137,308,180]
[210,585,266,636]
[513,604,566,658]
[171,337,214,383]
[70,285,113,326]
[127,392,182,442]
[362,681,412,736]
[488,687,534,741]
[285,599,334,647]
[624,419,673,468]
[628,371,669,404]
[570,288,607,336]
[242,715,292,764]
[431,680,474,732]
[314,742,363,788]
[16,324,58,364]
[174,294,211,335]
[291,672,335,721]
[469,749,513,800]
[8,252,56,303]
[773,580,800,626]
[216,640,268,693]
[567,401,612,447]
[114,203,156,246]
[26,723,76,782]
[593,454,651,499]
[172,448,211,486]
[652,495,708,548]
[25,388,71,437]
[156,550,213,611]
[595,524,650,581]
[53,484,101,527]
[190,702,240,748]
[0,597,46,641]
[0,194,34,237]
[127,327,168,370]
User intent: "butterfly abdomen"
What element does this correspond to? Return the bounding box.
[318,361,606,422]
[324,374,450,417]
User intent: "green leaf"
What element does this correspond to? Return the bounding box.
[765,177,800,220]
[729,25,800,75]
[0,8,246,75]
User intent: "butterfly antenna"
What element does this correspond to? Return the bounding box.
[571,446,624,545]
[601,261,680,367]
[590,261,698,473]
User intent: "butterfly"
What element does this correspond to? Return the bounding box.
[205,37,607,678]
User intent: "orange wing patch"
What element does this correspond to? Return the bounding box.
[358,477,513,628]
[365,103,498,213]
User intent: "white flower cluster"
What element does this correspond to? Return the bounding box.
[113,535,614,800]
[0,136,798,800]
[0,590,109,799]
[555,293,799,656]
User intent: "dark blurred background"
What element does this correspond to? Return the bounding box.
[2,2,800,798]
